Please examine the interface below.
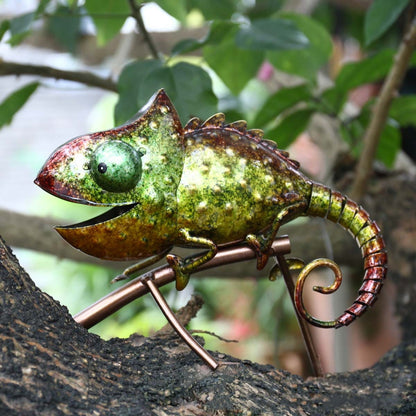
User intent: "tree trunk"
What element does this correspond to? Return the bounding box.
[1,174,416,416]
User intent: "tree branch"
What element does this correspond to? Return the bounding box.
[128,0,160,60]
[350,18,416,200]
[0,60,118,92]
[1,232,416,414]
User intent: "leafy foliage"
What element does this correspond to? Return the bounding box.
[115,60,217,124]
[115,59,164,125]
[235,17,309,51]
[253,84,313,126]
[7,0,49,45]
[1,0,414,170]
[322,49,395,113]
[153,0,188,22]
[267,108,316,149]
[364,0,410,46]
[267,13,333,83]
[0,82,39,128]
[48,5,82,52]
[389,95,416,127]
[203,26,264,95]
[85,0,130,46]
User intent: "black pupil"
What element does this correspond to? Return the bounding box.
[98,162,107,174]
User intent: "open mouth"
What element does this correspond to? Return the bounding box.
[59,203,138,229]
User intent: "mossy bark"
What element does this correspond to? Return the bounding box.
[0,234,415,415]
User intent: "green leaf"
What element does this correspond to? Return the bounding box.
[266,108,315,148]
[364,0,410,46]
[0,82,39,129]
[154,0,188,22]
[235,18,309,51]
[322,49,395,113]
[267,13,332,83]
[85,0,130,46]
[8,12,35,45]
[337,50,394,90]
[171,38,202,56]
[204,27,264,95]
[246,0,285,20]
[48,6,81,53]
[9,12,34,35]
[188,0,238,20]
[205,20,239,45]
[172,20,236,55]
[114,59,163,125]
[37,0,52,14]
[6,1,51,45]
[342,108,400,166]
[389,95,416,126]
[136,62,218,124]
[341,116,366,151]
[253,84,312,126]
[376,122,401,168]
[0,20,9,42]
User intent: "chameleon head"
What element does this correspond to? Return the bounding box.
[35,89,184,260]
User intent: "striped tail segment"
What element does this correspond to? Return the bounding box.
[304,182,387,328]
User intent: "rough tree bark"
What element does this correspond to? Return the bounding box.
[1,173,416,415]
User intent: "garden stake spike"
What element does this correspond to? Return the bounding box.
[74,238,292,369]
[143,276,219,369]
[275,254,324,377]
[37,89,387,363]
[74,237,291,329]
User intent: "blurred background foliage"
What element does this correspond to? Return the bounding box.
[0,0,414,376]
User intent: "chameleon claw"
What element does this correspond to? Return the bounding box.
[246,234,269,270]
[268,264,282,281]
[166,254,190,291]
[110,274,129,284]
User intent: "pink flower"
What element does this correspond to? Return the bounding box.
[257,61,274,81]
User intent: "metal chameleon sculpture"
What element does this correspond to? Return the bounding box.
[35,89,387,334]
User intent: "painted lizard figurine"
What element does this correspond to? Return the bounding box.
[35,89,387,329]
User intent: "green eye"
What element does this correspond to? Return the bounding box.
[91,140,142,192]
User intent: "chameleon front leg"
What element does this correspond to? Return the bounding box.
[112,248,171,283]
[167,228,218,291]
[246,201,307,270]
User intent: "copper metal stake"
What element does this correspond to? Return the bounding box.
[143,276,219,370]
[74,237,292,369]
[276,254,324,377]
[74,237,292,329]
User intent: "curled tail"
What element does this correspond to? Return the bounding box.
[294,183,387,328]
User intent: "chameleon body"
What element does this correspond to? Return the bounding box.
[35,89,387,328]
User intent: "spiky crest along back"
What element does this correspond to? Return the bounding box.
[183,114,301,170]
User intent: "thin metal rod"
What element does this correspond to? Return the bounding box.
[73,237,292,369]
[276,254,324,377]
[144,277,219,370]
[74,237,291,329]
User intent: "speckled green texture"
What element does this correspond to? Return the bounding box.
[305,183,331,217]
[176,126,311,244]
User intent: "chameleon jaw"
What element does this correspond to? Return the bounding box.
[53,202,149,260]
[56,202,138,230]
